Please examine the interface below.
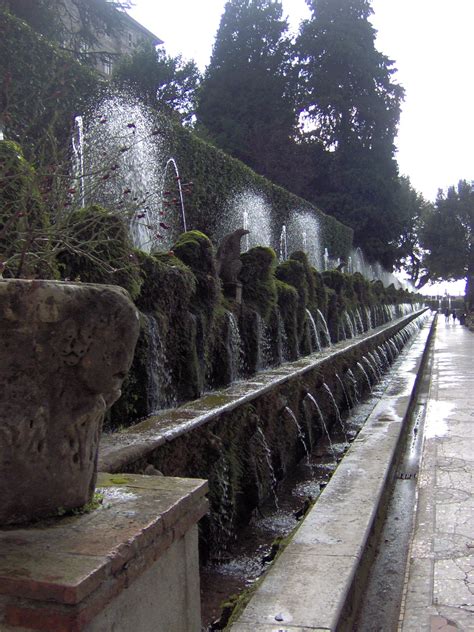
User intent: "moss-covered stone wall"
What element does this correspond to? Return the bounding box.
[99,310,431,556]
[103,233,423,431]
[0,141,423,430]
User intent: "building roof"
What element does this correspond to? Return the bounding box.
[122,12,163,46]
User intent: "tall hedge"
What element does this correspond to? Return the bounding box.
[1,9,353,262]
[167,121,353,258]
[0,9,102,166]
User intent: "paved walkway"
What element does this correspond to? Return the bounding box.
[400,318,474,631]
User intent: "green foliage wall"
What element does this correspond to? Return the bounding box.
[167,120,353,258]
[0,9,102,165]
[1,9,353,261]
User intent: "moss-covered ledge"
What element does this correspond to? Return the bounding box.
[98,309,428,475]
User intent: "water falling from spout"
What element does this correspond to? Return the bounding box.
[276,308,289,364]
[335,372,353,410]
[304,393,337,462]
[161,157,187,232]
[363,355,378,383]
[354,308,365,335]
[256,313,272,371]
[357,361,372,390]
[347,368,360,403]
[226,310,244,381]
[306,309,321,352]
[316,309,331,347]
[279,225,288,262]
[284,406,310,460]
[323,248,329,271]
[211,456,235,550]
[322,382,347,440]
[343,311,355,339]
[255,425,279,508]
[145,313,174,412]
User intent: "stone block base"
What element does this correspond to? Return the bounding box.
[0,474,208,632]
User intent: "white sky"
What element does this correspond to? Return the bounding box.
[128,0,473,203]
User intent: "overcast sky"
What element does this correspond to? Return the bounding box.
[128,0,473,205]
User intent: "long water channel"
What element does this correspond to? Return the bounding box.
[200,315,431,630]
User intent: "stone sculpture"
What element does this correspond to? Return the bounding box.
[0,279,140,524]
[216,228,249,301]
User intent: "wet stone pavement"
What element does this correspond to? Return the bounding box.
[399,318,474,632]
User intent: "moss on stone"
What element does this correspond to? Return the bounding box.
[276,258,308,351]
[276,279,299,360]
[312,269,328,316]
[239,246,277,320]
[352,272,372,305]
[289,250,317,305]
[172,230,220,320]
[135,250,195,315]
[322,269,346,295]
[58,204,142,299]
[173,230,223,387]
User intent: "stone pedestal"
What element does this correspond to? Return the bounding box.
[0,473,208,632]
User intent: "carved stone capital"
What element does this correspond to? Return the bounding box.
[0,280,140,524]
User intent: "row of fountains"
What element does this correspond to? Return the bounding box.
[71,95,409,290]
[145,300,422,416]
[142,309,429,562]
[69,95,428,609]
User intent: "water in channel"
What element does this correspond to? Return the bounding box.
[200,371,395,630]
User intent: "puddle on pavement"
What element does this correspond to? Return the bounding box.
[424,400,454,438]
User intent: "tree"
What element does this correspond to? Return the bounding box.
[113,42,201,124]
[297,0,403,156]
[392,176,432,287]
[296,0,404,267]
[196,0,299,183]
[420,180,473,303]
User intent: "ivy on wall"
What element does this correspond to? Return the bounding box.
[168,121,353,257]
[0,9,102,166]
[1,9,353,261]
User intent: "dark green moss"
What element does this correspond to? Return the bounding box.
[312,269,328,316]
[239,246,278,320]
[322,269,346,295]
[275,258,308,351]
[58,204,142,299]
[352,272,372,305]
[172,230,220,318]
[276,279,299,360]
[135,250,196,315]
[172,230,223,388]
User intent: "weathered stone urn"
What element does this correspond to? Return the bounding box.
[0,279,140,525]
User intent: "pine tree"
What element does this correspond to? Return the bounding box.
[196,0,298,183]
[297,0,404,267]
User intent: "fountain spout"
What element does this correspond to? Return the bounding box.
[72,115,85,208]
[162,158,187,232]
